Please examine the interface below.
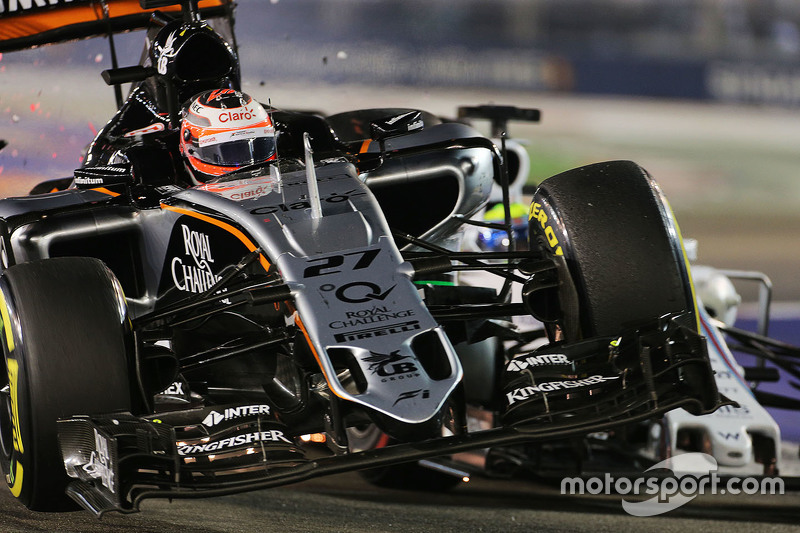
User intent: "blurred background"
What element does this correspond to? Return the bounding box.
[1,0,799,301]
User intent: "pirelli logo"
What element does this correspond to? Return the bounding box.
[333,320,420,342]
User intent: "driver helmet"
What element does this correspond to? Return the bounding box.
[180,89,276,180]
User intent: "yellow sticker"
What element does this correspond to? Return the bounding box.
[7,358,23,455]
[530,202,564,256]
[8,459,23,497]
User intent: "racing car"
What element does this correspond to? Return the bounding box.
[0,0,726,515]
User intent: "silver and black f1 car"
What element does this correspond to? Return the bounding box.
[0,0,724,515]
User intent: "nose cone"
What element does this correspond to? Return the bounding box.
[709,426,751,467]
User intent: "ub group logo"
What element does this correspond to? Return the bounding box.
[561,453,784,516]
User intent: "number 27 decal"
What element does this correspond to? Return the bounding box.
[303,249,380,278]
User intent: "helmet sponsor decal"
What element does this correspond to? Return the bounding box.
[206,88,238,101]
[190,101,205,115]
[198,126,273,147]
[214,106,268,126]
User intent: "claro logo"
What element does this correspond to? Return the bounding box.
[218,107,257,123]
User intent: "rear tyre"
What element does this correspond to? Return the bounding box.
[525,160,696,340]
[0,258,133,510]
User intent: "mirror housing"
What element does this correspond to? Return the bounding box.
[370,111,424,142]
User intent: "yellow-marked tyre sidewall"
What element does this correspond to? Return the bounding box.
[0,258,133,511]
[528,160,697,339]
[0,284,31,506]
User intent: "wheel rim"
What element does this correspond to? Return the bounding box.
[346,424,384,452]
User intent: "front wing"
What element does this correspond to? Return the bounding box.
[57,314,721,516]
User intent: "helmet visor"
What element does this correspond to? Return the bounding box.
[192,128,276,168]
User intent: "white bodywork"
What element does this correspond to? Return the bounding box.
[658,268,781,476]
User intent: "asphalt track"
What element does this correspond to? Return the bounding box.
[1,469,799,533]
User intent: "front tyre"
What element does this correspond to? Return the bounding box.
[347,425,463,491]
[0,258,133,510]
[525,160,697,340]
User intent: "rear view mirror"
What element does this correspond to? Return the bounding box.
[370,111,424,142]
[73,164,133,189]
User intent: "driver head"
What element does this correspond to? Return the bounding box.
[180,89,276,182]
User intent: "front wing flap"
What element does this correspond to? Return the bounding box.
[501,313,723,426]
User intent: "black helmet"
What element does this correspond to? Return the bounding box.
[145,19,241,112]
